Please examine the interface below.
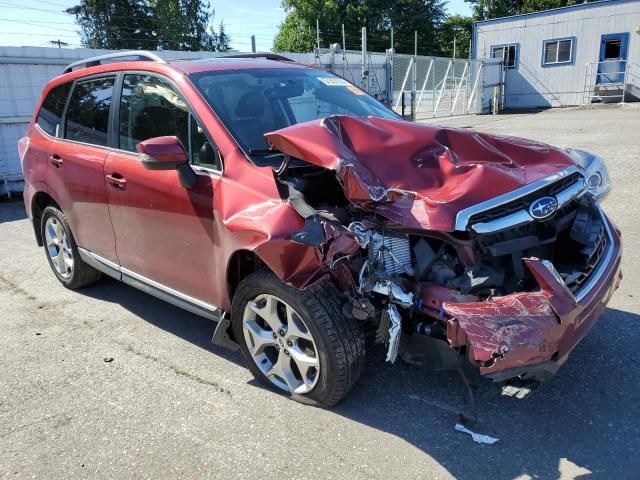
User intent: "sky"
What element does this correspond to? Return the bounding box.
[0,0,472,52]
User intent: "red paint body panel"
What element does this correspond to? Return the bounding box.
[45,135,118,263]
[266,115,574,231]
[104,150,220,303]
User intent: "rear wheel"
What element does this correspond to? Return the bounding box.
[41,206,101,289]
[232,269,365,407]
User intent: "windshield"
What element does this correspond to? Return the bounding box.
[189,67,399,157]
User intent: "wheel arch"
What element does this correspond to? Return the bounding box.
[226,249,267,300]
[31,191,61,246]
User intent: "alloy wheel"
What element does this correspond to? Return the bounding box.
[242,293,320,394]
[44,217,74,279]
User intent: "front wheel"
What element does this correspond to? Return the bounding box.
[232,269,365,407]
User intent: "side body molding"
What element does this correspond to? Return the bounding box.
[78,248,223,321]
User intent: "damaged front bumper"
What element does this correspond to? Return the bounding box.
[444,208,622,382]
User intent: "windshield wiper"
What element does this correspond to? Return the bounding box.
[248,148,283,157]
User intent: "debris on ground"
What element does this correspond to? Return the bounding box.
[454,423,499,445]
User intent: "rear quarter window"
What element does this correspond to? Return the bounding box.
[36,82,72,137]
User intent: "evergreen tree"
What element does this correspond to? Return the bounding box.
[67,0,230,51]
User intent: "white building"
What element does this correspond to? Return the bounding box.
[473,0,640,109]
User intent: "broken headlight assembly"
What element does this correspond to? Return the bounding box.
[566,148,610,200]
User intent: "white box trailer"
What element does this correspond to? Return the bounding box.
[472,0,640,109]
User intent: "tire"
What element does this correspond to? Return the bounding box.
[232,269,366,407]
[41,206,102,289]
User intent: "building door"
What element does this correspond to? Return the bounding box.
[596,33,629,85]
[490,44,518,109]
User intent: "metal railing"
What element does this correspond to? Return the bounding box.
[315,47,499,119]
[583,60,640,104]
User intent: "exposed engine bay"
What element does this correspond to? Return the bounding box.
[262,115,620,385]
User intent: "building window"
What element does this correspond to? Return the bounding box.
[543,38,574,65]
[603,39,622,60]
[491,44,517,68]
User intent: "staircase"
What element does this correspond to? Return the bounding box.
[584,61,640,104]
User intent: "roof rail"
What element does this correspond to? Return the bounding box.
[221,53,294,62]
[63,51,166,74]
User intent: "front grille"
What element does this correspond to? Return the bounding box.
[468,172,583,226]
[565,224,608,293]
[470,196,611,297]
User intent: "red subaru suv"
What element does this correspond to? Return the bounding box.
[20,52,622,407]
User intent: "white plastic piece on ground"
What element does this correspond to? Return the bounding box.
[385,304,401,363]
[454,423,500,445]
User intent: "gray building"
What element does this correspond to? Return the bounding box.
[472,0,640,109]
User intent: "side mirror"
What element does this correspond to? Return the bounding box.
[137,136,197,189]
[137,136,187,170]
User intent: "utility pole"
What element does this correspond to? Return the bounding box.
[453,36,456,60]
[412,31,417,120]
[361,27,368,91]
[316,18,320,51]
[341,23,347,79]
[49,39,68,48]
[388,27,394,105]
[250,35,256,53]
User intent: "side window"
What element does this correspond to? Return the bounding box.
[491,44,517,69]
[543,38,573,65]
[119,74,221,170]
[65,77,115,146]
[36,82,72,137]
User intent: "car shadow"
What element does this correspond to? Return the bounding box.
[0,199,28,224]
[80,276,243,366]
[333,306,640,479]
[77,276,639,478]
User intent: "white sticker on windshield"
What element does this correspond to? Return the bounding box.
[318,77,351,86]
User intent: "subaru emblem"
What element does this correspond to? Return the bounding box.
[529,196,558,220]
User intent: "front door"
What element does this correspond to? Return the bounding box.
[596,33,629,85]
[47,75,118,264]
[104,72,223,305]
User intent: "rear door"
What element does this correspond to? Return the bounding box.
[46,75,118,264]
[104,72,223,305]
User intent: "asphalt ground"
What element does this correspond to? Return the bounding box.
[1,105,639,479]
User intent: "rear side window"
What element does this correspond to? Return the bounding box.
[65,77,115,146]
[36,82,72,137]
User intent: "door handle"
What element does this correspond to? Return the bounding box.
[105,173,127,191]
[49,154,63,168]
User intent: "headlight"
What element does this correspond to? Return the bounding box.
[566,148,610,200]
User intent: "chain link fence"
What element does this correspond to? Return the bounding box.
[316,47,504,120]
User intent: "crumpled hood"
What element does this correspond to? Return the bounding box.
[265,115,575,232]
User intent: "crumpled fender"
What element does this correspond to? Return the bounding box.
[217,156,360,290]
[265,115,574,232]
